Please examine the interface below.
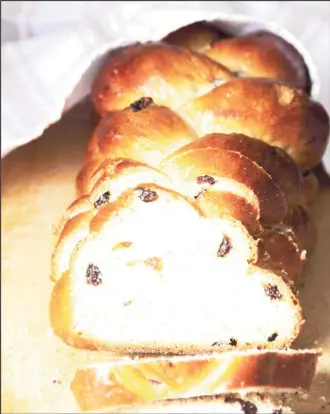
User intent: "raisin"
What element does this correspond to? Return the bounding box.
[196,175,216,185]
[130,97,153,112]
[94,191,111,208]
[217,236,232,257]
[229,338,237,346]
[137,187,158,202]
[268,332,278,342]
[241,401,258,414]
[273,410,283,414]
[264,284,282,300]
[86,263,102,286]
[224,396,258,414]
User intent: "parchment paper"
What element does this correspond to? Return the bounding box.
[1,100,330,413]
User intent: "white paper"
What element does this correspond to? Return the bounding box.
[1,1,330,171]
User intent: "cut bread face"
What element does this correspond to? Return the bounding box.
[53,162,174,282]
[71,350,320,412]
[53,159,262,282]
[50,184,303,352]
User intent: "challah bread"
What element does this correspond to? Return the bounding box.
[51,26,329,356]
[53,161,258,282]
[102,395,294,414]
[163,24,310,93]
[73,101,308,281]
[71,350,320,412]
[92,42,329,170]
[165,133,303,208]
[80,100,310,239]
[81,103,301,223]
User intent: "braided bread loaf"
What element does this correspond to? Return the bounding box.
[71,350,319,412]
[51,25,329,355]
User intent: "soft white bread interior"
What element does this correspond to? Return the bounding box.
[50,183,304,353]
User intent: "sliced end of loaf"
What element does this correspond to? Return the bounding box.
[50,185,303,352]
[71,349,320,412]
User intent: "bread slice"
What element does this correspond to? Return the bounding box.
[70,349,320,412]
[162,143,288,225]
[172,133,303,208]
[110,395,294,414]
[50,181,304,352]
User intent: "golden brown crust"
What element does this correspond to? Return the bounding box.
[176,133,303,207]
[51,211,93,282]
[196,191,262,235]
[205,31,310,92]
[92,42,233,116]
[82,102,197,184]
[71,350,320,412]
[163,24,310,92]
[179,78,329,170]
[256,229,305,285]
[91,40,329,170]
[162,145,287,225]
[51,26,328,376]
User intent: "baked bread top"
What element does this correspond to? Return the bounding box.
[91,42,329,170]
